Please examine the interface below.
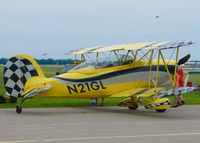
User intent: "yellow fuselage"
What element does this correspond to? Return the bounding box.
[24,60,175,99]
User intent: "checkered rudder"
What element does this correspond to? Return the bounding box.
[4,57,39,97]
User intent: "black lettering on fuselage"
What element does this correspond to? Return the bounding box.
[100,81,107,89]
[67,81,107,94]
[78,83,86,93]
[67,84,78,94]
[91,81,100,90]
[85,83,91,91]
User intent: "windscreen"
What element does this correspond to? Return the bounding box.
[72,54,133,70]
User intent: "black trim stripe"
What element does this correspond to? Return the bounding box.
[54,65,175,83]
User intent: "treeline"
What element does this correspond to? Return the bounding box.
[0,58,7,65]
[0,58,73,65]
[35,58,73,65]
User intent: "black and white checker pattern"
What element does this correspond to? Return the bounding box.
[4,57,38,97]
[145,100,171,108]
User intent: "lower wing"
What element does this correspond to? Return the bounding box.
[110,87,164,98]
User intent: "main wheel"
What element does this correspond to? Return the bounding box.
[16,105,22,114]
[128,105,138,110]
[155,109,166,113]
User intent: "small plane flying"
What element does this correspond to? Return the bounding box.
[3,41,194,113]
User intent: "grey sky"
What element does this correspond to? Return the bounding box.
[0,0,199,59]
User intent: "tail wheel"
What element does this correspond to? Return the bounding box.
[16,105,22,114]
[128,105,138,110]
[155,109,166,113]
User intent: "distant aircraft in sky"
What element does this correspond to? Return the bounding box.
[42,53,47,56]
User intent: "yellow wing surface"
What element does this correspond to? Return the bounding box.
[110,87,164,98]
[113,87,170,111]
[73,41,193,54]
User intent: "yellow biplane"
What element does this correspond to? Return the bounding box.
[3,41,193,113]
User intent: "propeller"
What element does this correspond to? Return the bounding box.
[178,54,191,65]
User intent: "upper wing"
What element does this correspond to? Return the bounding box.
[72,41,193,54]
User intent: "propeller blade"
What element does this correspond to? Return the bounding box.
[178,54,191,65]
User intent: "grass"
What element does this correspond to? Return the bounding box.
[0,66,6,95]
[0,65,200,108]
[41,65,63,78]
[0,97,124,108]
[180,91,200,104]
[188,74,200,86]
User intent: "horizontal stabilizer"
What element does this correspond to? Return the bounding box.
[22,84,52,98]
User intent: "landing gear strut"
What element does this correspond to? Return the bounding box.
[128,96,138,110]
[15,97,30,114]
[16,105,22,113]
[128,105,138,110]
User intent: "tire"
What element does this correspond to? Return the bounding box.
[128,105,138,110]
[16,105,22,114]
[155,109,166,113]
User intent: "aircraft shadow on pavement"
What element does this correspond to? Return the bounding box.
[77,107,185,120]
[7,106,191,120]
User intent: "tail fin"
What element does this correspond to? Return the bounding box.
[3,54,45,98]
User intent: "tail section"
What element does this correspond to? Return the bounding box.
[3,54,45,98]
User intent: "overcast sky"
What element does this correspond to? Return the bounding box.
[0,0,199,59]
